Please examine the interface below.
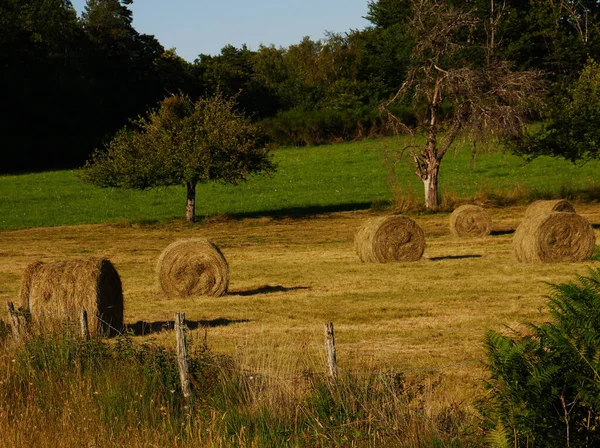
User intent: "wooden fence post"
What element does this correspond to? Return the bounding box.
[175,312,192,400]
[7,302,21,342]
[80,309,90,340]
[324,322,338,379]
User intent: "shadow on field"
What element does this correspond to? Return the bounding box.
[217,202,378,220]
[490,229,515,236]
[231,285,312,296]
[126,318,249,336]
[592,224,600,229]
[428,254,482,261]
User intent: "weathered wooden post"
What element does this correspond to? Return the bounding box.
[175,312,192,399]
[80,309,90,340]
[324,322,338,379]
[7,302,21,342]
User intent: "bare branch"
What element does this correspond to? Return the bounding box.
[380,0,547,210]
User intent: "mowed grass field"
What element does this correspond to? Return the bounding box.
[0,138,599,418]
[1,206,599,411]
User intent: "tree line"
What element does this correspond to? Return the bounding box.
[3,0,600,174]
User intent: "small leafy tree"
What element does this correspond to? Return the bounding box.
[482,268,600,447]
[81,93,276,222]
[512,59,600,164]
[384,0,545,210]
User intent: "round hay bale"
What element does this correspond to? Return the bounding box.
[19,258,124,336]
[513,212,596,263]
[524,199,575,219]
[157,238,229,297]
[449,204,492,237]
[354,215,425,263]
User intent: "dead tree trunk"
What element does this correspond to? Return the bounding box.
[422,162,440,210]
[185,181,196,223]
[414,142,441,210]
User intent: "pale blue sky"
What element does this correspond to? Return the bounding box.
[70,0,372,62]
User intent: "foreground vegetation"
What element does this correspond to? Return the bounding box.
[1,137,599,231]
[0,325,473,447]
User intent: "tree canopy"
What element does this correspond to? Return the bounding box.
[5,0,600,174]
[80,93,276,222]
[512,59,600,164]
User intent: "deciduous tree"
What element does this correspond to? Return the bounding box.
[512,59,600,164]
[80,93,276,222]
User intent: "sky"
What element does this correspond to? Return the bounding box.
[70,0,372,62]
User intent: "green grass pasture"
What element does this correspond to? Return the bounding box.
[0,137,598,230]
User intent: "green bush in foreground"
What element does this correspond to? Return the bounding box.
[482,268,600,447]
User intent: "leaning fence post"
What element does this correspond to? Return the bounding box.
[7,302,22,342]
[80,309,90,340]
[324,322,338,379]
[175,312,192,400]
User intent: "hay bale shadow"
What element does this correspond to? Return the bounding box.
[428,254,483,261]
[490,229,515,236]
[126,318,249,336]
[231,285,311,296]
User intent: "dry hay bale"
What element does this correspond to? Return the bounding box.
[157,238,229,297]
[19,258,124,336]
[355,215,425,263]
[513,212,596,263]
[449,204,492,237]
[524,199,575,219]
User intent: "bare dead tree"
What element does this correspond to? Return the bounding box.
[384,0,545,210]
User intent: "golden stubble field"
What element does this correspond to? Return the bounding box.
[1,204,599,406]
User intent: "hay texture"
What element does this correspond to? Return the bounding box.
[19,258,124,336]
[524,199,575,219]
[355,215,425,263]
[449,204,492,237]
[157,238,229,297]
[513,212,595,263]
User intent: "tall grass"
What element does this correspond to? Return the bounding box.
[1,137,599,230]
[0,324,479,447]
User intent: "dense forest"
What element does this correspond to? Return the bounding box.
[2,0,600,173]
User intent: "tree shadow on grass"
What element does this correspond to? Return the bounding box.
[592,224,600,230]
[126,318,249,336]
[428,254,482,261]
[230,285,312,296]
[207,202,378,221]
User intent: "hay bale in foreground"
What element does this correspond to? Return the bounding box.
[513,212,595,263]
[157,238,229,297]
[355,215,425,263]
[449,204,492,237]
[19,258,124,336]
[524,199,575,219]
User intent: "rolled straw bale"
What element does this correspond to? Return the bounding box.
[157,238,229,297]
[355,215,425,263]
[449,204,492,237]
[513,212,595,263]
[19,258,124,336]
[524,199,575,219]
